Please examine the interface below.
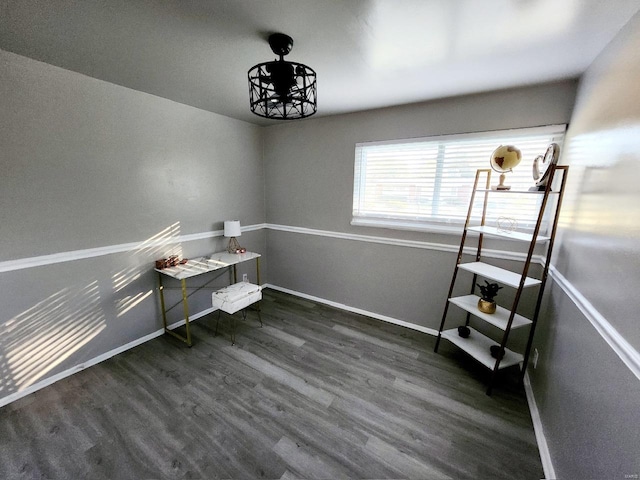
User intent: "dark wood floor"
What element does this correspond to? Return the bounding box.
[0,289,543,479]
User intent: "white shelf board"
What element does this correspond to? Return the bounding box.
[476,189,560,195]
[467,225,549,243]
[441,327,523,370]
[459,262,541,289]
[448,295,532,330]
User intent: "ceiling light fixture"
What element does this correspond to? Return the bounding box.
[248,33,317,120]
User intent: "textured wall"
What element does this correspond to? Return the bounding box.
[0,50,266,401]
[263,81,577,328]
[529,10,640,480]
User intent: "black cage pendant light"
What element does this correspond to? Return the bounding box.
[248,33,317,120]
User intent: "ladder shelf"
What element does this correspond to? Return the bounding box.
[434,165,568,395]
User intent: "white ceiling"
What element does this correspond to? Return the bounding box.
[1,0,639,126]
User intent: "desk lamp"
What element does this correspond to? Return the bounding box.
[224,220,244,253]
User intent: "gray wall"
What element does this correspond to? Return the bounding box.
[529,11,640,480]
[4,20,638,478]
[0,50,266,400]
[263,81,577,329]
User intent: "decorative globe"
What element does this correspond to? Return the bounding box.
[490,145,522,173]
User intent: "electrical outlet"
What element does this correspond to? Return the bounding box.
[242,273,248,283]
[532,348,539,369]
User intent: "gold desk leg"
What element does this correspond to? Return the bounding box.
[158,274,168,330]
[256,257,261,286]
[159,274,191,346]
[181,279,193,347]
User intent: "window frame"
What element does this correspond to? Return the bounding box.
[351,125,567,235]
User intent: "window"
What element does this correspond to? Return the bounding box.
[352,125,566,233]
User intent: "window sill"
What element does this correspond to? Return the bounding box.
[351,217,546,239]
[350,217,463,236]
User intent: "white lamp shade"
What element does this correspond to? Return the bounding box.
[224,220,242,238]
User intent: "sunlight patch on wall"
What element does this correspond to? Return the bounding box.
[112,222,182,293]
[112,267,143,294]
[111,222,182,317]
[563,125,640,168]
[134,222,183,258]
[0,281,106,395]
[116,290,153,318]
[559,125,640,235]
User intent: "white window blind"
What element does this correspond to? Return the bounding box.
[352,125,566,233]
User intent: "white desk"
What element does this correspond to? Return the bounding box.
[156,251,261,346]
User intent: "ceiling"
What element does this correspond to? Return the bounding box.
[1,0,639,126]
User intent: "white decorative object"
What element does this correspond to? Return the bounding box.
[497,216,518,234]
[530,143,560,191]
[224,220,243,253]
[224,220,241,237]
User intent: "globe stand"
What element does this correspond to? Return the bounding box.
[492,172,512,190]
[490,145,521,191]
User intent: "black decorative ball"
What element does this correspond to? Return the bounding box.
[457,326,470,338]
[490,345,505,359]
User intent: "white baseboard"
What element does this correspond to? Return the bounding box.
[267,284,556,480]
[0,284,437,409]
[0,223,624,480]
[1,282,555,480]
[0,307,220,409]
[0,328,165,409]
[165,306,218,330]
[523,372,557,480]
[264,283,439,336]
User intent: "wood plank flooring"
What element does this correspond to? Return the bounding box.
[0,289,544,479]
